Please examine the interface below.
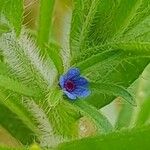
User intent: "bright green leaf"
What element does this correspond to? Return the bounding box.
[0,75,41,98]
[57,125,150,150]
[45,43,64,74]
[0,0,23,35]
[37,0,55,48]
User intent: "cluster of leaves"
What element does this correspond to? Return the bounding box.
[0,0,150,149]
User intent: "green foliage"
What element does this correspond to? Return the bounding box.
[71,0,150,108]
[45,43,64,74]
[134,64,150,126]
[56,125,150,150]
[90,82,135,105]
[0,0,23,35]
[115,102,133,129]
[74,100,113,133]
[0,22,10,35]
[0,74,41,97]
[135,98,150,126]
[37,0,55,48]
[0,0,150,149]
[0,104,35,144]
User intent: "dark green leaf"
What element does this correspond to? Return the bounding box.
[90,82,135,105]
[0,104,35,145]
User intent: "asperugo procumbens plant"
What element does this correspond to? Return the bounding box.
[0,0,150,149]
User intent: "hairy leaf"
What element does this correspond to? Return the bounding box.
[70,0,150,108]
[78,41,150,108]
[0,31,57,91]
[71,0,150,55]
[46,100,80,138]
[0,75,41,98]
[23,98,61,148]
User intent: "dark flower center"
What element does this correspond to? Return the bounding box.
[64,80,75,92]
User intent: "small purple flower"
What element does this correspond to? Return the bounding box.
[59,68,91,100]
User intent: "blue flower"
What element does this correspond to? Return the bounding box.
[59,68,91,100]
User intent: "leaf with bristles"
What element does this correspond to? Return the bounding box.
[0,31,57,91]
[0,74,42,98]
[44,99,80,138]
[23,98,62,148]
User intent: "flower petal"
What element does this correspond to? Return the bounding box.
[73,87,91,97]
[80,89,91,97]
[73,77,88,87]
[59,75,65,88]
[64,91,77,100]
[66,68,80,79]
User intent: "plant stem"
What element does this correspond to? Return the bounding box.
[37,0,55,48]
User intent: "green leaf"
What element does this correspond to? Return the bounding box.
[0,23,10,35]
[0,75,41,98]
[0,125,22,148]
[70,0,150,108]
[0,0,23,35]
[133,64,150,126]
[46,100,80,138]
[121,1,150,41]
[0,61,10,76]
[70,0,150,55]
[135,98,150,126]
[23,98,61,147]
[0,147,23,150]
[0,103,35,145]
[0,31,57,91]
[45,43,64,74]
[77,41,150,108]
[37,0,55,48]
[0,91,39,135]
[56,125,150,150]
[115,102,133,129]
[74,100,113,133]
[70,0,101,53]
[46,88,63,107]
[90,82,135,105]
[76,42,150,72]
